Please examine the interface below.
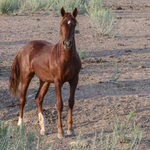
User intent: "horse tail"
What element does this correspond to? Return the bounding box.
[9,50,22,97]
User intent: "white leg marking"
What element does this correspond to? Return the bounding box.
[18,117,23,126]
[39,113,46,133]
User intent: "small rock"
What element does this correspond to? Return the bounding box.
[138,65,146,69]
[48,31,52,34]
[130,5,133,9]
[136,95,142,98]
[140,124,144,128]
[95,33,99,36]
[116,6,122,10]
[109,55,114,58]
[34,90,38,93]
[125,50,132,52]
[117,60,121,63]
[143,44,147,48]
[117,17,122,19]
[117,43,124,46]
[8,102,14,107]
[36,18,40,21]
[90,59,95,63]
[52,110,57,116]
[102,60,106,62]
[98,57,102,62]
[75,30,80,34]
[28,95,32,98]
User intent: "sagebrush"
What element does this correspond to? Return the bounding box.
[0,0,20,14]
[51,0,88,14]
[78,49,88,60]
[70,111,142,150]
[0,121,51,150]
[86,0,120,36]
[27,0,53,13]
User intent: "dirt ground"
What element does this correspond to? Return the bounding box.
[0,0,150,149]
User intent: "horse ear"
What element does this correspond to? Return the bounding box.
[61,7,65,17]
[72,7,78,18]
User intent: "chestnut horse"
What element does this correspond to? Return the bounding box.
[9,7,81,139]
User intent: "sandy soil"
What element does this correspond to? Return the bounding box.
[0,0,150,149]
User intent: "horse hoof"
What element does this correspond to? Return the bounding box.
[40,130,47,135]
[57,133,65,139]
[67,130,75,136]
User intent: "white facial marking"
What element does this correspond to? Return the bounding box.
[68,20,71,25]
[18,117,23,126]
[39,113,46,132]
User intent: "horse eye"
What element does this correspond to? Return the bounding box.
[74,24,76,27]
[61,24,63,27]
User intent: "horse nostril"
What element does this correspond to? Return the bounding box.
[69,41,72,47]
[63,40,65,45]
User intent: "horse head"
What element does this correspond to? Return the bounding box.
[60,7,78,50]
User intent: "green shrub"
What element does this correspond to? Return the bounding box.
[0,121,51,150]
[18,1,27,14]
[109,65,121,82]
[78,49,88,60]
[70,112,143,150]
[27,0,53,13]
[0,111,143,150]
[113,111,143,150]
[86,0,120,36]
[51,0,88,14]
[0,0,20,14]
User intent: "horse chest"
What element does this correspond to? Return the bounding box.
[61,63,78,81]
[64,67,74,80]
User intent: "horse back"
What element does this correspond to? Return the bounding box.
[20,40,55,81]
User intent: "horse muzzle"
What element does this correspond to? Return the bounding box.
[63,40,72,50]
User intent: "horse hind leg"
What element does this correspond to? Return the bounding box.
[18,72,34,127]
[35,80,50,135]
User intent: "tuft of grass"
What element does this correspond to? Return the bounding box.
[0,112,143,149]
[113,111,143,150]
[27,0,53,13]
[78,49,88,60]
[86,0,120,36]
[69,130,87,150]
[109,64,121,82]
[0,121,50,150]
[18,1,27,14]
[51,0,88,14]
[0,0,20,14]
[70,112,142,150]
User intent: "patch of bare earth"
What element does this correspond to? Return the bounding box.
[0,0,150,149]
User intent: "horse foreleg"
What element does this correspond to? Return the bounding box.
[54,78,64,139]
[67,75,78,136]
[36,81,50,135]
